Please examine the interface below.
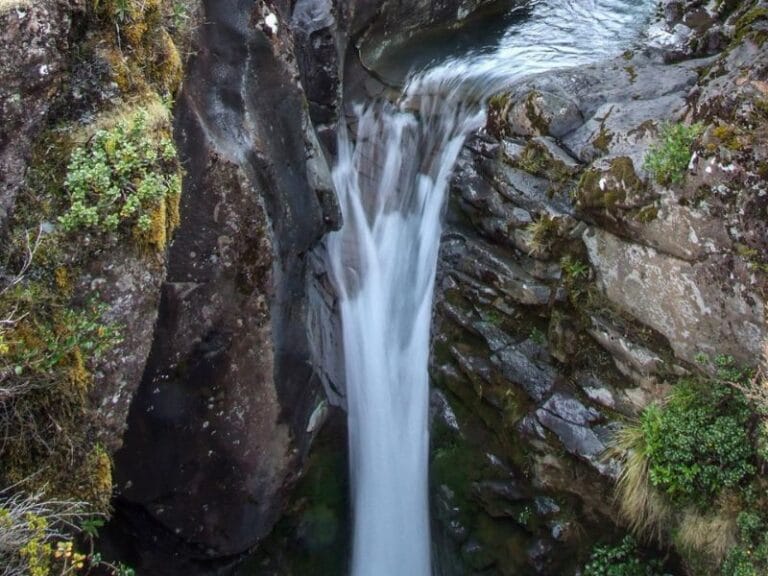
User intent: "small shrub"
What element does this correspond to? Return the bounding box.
[0,234,121,508]
[0,489,85,576]
[583,536,668,576]
[641,380,754,508]
[59,105,181,250]
[716,510,768,576]
[644,122,703,185]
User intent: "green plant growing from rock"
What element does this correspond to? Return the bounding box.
[641,381,753,508]
[644,122,704,185]
[609,353,768,573]
[59,104,181,250]
[583,536,669,576]
[526,215,558,257]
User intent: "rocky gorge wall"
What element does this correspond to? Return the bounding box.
[1,0,767,574]
[428,1,768,574]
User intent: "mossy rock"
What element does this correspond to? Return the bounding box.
[575,156,645,211]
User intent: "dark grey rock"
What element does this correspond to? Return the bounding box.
[493,345,558,402]
[462,539,496,571]
[535,409,604,461]
[540,393,602,426]
[114,0,337,564]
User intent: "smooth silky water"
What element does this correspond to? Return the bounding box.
[324,1,654,574]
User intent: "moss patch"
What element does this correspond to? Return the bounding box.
[575,156,644,210]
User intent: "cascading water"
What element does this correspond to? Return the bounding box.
[324,1,654,574]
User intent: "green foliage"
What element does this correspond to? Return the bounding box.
[583,536,668,576]
[560,255,590,281]
[59,107,181,249]
[0,233,121,509]
[718,511,768,576]
[644,122,704,185]
[641,380,755,507]
[529,327,547,346]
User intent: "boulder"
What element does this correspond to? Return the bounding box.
[584,227,765,366]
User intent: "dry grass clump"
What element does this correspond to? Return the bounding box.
[675,502,739,564]
[0,487,87,576]
[608,423,672,542]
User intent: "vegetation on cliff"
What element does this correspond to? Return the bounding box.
[0,0,193,573]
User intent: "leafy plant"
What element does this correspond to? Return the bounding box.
[59,106,181,250]
[561,255,590,281]
[644,122,703,185]
[641,380,754,508]
[584,536,668,576]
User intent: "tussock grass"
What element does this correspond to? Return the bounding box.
[675,503,738,564]
[608,423,672,542]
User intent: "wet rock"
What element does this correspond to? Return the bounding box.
[492,162,574,216]
[621,199,733,262]
[576,372,617,411]
[462,539,496,571]
[473,480,527,518]
[114,0,336,564]
[648,19,697,62]
[534,496,560,518]
[503,90,584,138]
[435,485,470,544]
[527,538,555,573]
[535,408,607,472]
[548,314,580,363]
[431,389,462,433]
[518,414,547,441]
[493,345,558,402]
[549,521,571,542]
[449,237,560,306]
[292,0,340,146]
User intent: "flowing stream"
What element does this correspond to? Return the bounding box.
[324,1,654,574]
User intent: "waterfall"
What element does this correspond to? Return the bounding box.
[326,85,486,576]
[323,2,655,574]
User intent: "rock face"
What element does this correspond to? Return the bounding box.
[429,2,768,573]
[584,228,764,365]
[112,0,339,569]
[0,0,78,232]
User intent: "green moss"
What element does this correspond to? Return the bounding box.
[525,91,550,135]
[711,123,746,151]
[575,156,643,210]
[634,204,659,223]
[487,92,511,138]
[733,7,768,45]
[89,0,187,95]
[624,65,638,84]
[514,141,576,195]
[593,125,614,153]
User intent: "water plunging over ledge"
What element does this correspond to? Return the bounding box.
[324,1,654,574]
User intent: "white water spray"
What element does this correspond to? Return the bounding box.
[324,2,654,574]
